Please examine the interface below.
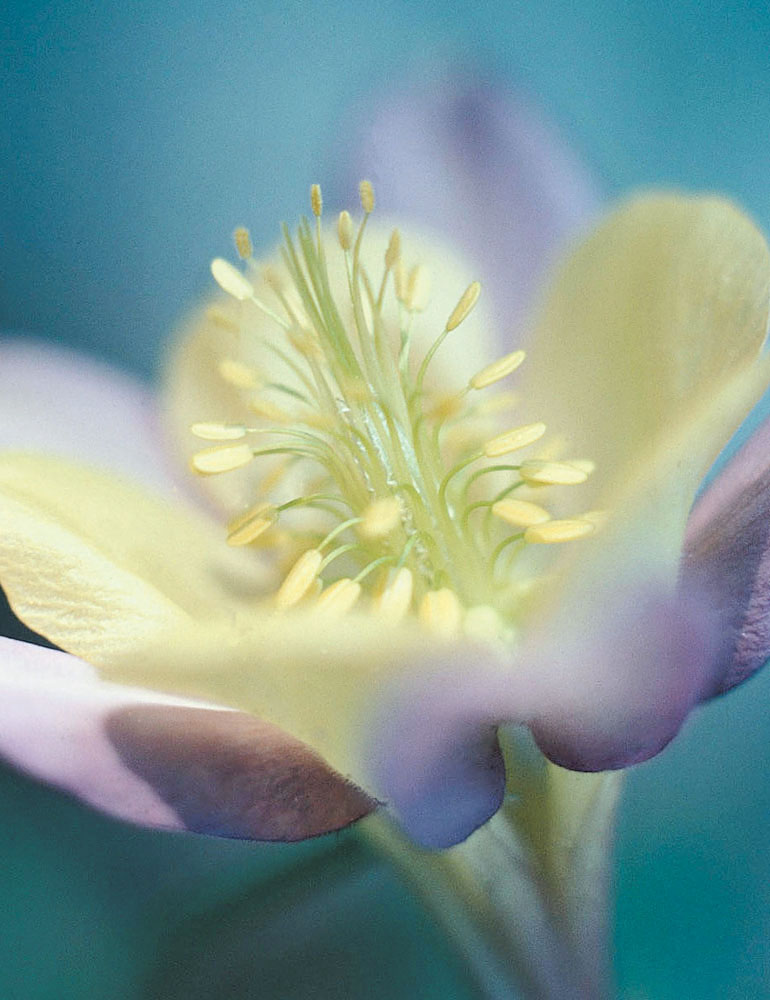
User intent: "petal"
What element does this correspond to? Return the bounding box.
[0,452,267,661]
[0,637,372,840]
[681,410,770,695]
[0,337,178,494]
[164,223,498,515]
[341,76,599,338]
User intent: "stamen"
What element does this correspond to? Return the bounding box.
[337,211,353,251]
[470,350,526,390]
[226,503,277,546]
[384,229,401,270]
[524,519,595,544]
[275,549,323,609]
[446,281,481,332]
[519,460,590,486]
[359,497,402,539]
[491,498,551,527]
[233,227,253,260]
[359,179,375,214]
[191,443,254,475]
[316,578,361,616]
[419,588,462,639]
[406,265,431,312]
[483,423,546,458]
[210,258,255,301]
[191,422,247,441]
[375,567,413,622]
[218,358,260,389]
[310,183,323,218]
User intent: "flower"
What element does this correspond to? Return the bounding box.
[1,85,770,856]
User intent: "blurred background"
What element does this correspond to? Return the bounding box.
[2,1,770,997]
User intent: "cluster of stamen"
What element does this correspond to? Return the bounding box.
[192,181,599,641]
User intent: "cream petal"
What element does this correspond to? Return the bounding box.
[163,222,498,515]
[0,453,268,662]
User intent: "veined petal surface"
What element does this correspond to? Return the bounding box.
[0,453,268,662]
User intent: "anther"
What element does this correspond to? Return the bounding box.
[359,497,402,539]
[316,578,362,616]
[394,259,408,303]
[226,503,277,546]
[359,179,375,214]
[218,358,260,389]
[419,588,462,639]
[406,265,431,312]
[191,443,254,475]
[446,281,481,331]
[310,183,323,218]
[210,258,255,301]
[275,549,323,609]
[470,350,526,390]
[191,422,247,441]
[385,229,401,270]
[375,567,413,622]
[524,519,595,544]
[519,460,590,486]
[483,422,546,457]
[492,498,551,527]
[233,227,253,260]
[337,210,353,250]
[249,399,294,423]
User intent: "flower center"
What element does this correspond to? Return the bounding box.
[191,181,597,639]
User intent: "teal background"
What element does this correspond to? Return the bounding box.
[2,1,770,996]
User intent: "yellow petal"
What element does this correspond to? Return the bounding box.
[522,194,770,513]
[0,453,266,662]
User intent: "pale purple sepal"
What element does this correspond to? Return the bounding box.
[0,337,178,494]
[342,76,599,338]
[0,637,373,840]
[370,589,718,846]
[682,412,770,696]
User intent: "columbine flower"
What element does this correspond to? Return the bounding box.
[1,82,770,868]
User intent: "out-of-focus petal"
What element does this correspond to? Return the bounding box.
[164,223,497,515]
[342,76,599,337]
[0,453,268,662]
[0,637,372,840]
[0,337,178,494]
[681,411,770,695]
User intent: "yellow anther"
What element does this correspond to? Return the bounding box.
[191,443,253,475]
[483,422,546,457]
[337,210,354,251]
[463,605,510,644]
[470,350,526,390]
[393,259,408,303]
[205,307,240,332]
[359,179,375,214]
[491,498,551,527]
[406,265,431,312]
[359,497,402,539]
[226,503,277,546]
[569,459,596,476]
[375,567,413,622]
[446,281,481,331]
[249,398,294,423]
[524,519,595,544]
[419,588,462,639]
[190,422,247,441]
[519,460,590,486]
[316,578,362,616]
[233,227,253,260]
[580,509,609,531]
[218,358,260,389]
[275,549,323,610]
[210,258,255,301]
[310,183,323,218]
[385,229,401,269]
